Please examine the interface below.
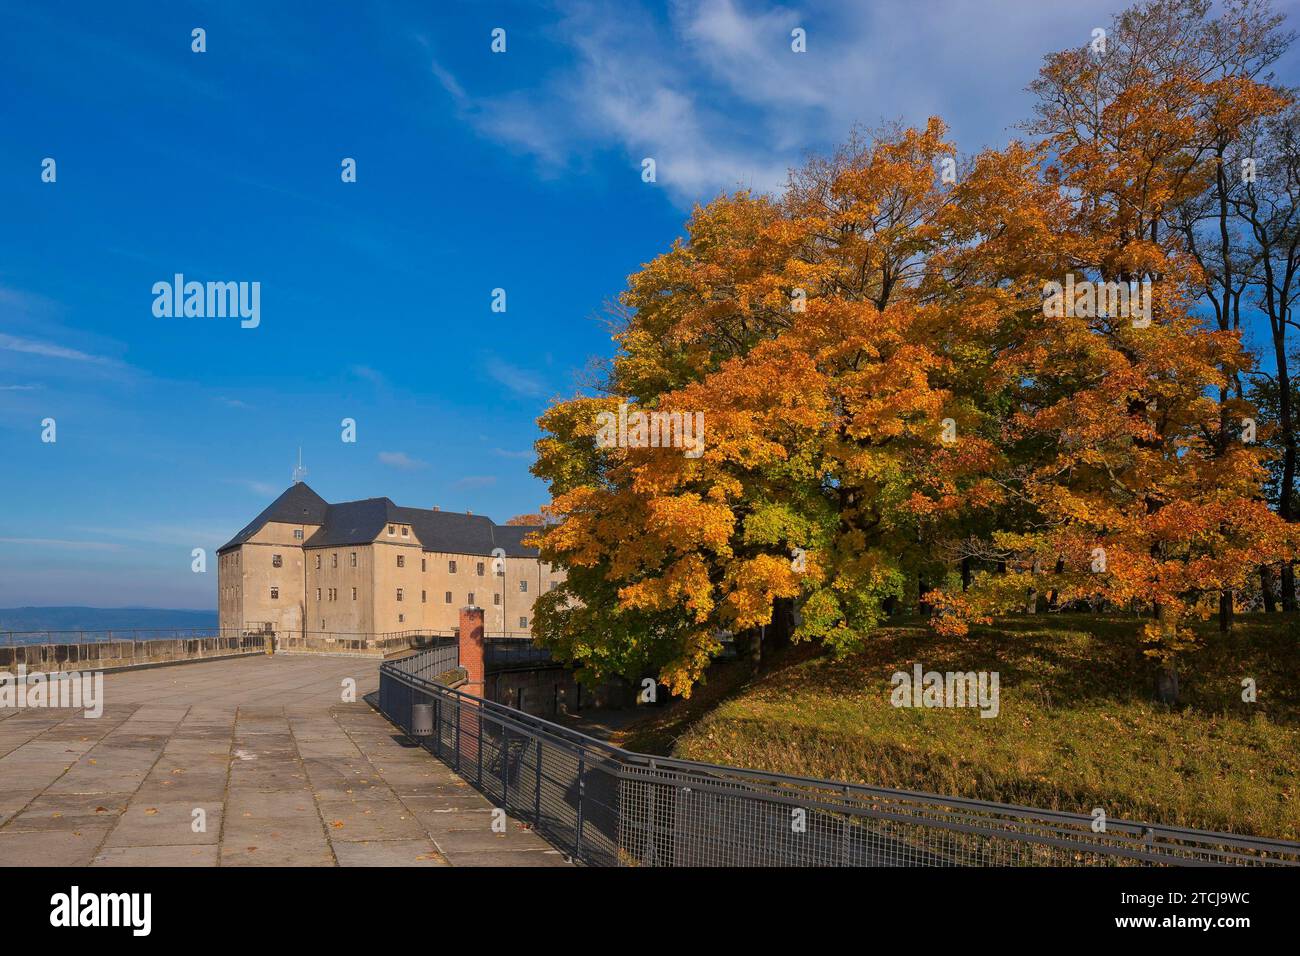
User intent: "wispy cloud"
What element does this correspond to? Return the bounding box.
[492,447,534,460]
[485,356,548,398]
[0,384,41,391]
[0,537,122,552]
[217,396,252,409]
[424,0,1121,205]
[351,364,387,386]
[0,333,117,365]
[456,475,498,489]
[378,450,428,470]
[226,478,282,497]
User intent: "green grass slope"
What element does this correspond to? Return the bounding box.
[673,614,1300,840]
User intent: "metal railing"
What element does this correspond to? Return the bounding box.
[2,626,247,646]
[484,637,553,670]
[379,647,1300,867]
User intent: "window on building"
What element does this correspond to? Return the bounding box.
[448,560,457,573]
[398,613,405,623]
[272,554,282,568]
[468,592,475,605]
[550,580,558,591]
[493,593,500,606]
[388,524,395,535]
[421,590,426,603]
[351,587,357,600]
[397,554,405,568]
[270,587,279,600]
[396,588,404,602]
[350,552,357,567]
[315,588,321,601]
[294,529,303,540]
[421,558,426,572]
[332,553,338,568]
[401,526,409,537]
[519,580,528,593]
[519,617,528,629]
[445,591,452,604]
[476,562,484,576]
[315,555,321,570]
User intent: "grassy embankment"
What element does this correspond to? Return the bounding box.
[630,614,1300,839]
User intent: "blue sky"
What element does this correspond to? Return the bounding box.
[2,0,1297,609]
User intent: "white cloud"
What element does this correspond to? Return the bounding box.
[485,357,549,399]
[0,332,116,365]
[425,0,1124,205]
[378,450,428,470]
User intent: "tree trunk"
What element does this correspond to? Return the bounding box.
[1155,663,1180,705]
[1025,557,1041,613]
[1261,565,1277,613]
[1218,590,1233,633]
[961,556,972,591]
[918,574,931,616]
[1282,563,1297,614]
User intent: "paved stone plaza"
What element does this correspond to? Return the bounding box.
[0,655,569,867]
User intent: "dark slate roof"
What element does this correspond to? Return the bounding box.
[217,482,329,553]
[220,483,542,558]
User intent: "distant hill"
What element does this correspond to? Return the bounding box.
[0,606,218,634]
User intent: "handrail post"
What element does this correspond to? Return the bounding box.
[534,737,543,827]
[575,754,586,860]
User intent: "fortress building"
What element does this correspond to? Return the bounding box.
[216,482,560,637]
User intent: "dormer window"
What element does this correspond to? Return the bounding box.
[448,560,457,574]
[387,524,395,536]
[401,526,409,537]
[294,529,303,540]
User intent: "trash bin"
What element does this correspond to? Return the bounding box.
[411,702,434,737]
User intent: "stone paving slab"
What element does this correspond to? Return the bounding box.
[0,655,569,867]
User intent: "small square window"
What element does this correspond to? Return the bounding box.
[270,587,279,599]
[352,587,357,600]
[550,580,558,591]
[448,560,457,573]
[519,580,528,593]
[476,562,484,576]
[294,529,303,540]
[397,554,405,568]
[468,592,475,605]
[519,617,528,629]
[396,588,404,602]
[445,591,452,604]
[315,588,321,600]
[350,552,357,567]
[401,526,409,537]
[398,613,405,623]
[493,593,500,606]
[388,524,395,535]
[272,554,282,568]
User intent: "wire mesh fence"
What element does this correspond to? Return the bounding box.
[379,648,1300,868]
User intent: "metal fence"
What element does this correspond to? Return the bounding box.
[379,647,1300,867]
[484,637,553,670]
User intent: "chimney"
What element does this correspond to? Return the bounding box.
[432,506,439,511]
[457,606,485,695]
[466,509,473,515]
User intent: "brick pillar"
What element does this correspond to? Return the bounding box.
[458,605,485,695]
